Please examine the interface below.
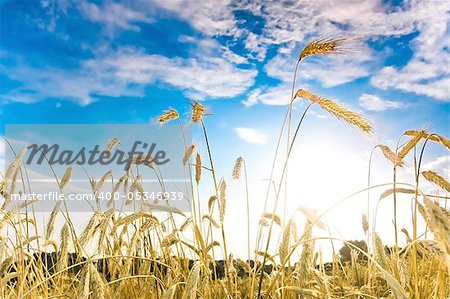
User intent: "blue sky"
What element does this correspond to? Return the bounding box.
[0,0,449,252]
[1,0,449,130]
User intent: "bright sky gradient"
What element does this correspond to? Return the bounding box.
[1,0,449,257]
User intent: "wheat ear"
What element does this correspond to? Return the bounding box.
[422,171,450,193]
[299,36,353,61]
[157,108,179,124]
[377,145,404,167]
[296,89,372,133]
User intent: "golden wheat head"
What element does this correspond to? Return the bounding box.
[195,152,202,184]
[296,88,372,133]
[299,36,354,61]
[398,130,425,159]
[422,171,450,193]
[377,144,404,167]
[105,137,120,153]
[405,130,450,151]
[157,108,179,124]
[191,102,207,124]
[232,156,244,180]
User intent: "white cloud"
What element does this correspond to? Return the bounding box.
[242,88,262,107]
[95,47,256,98]
[371,65,450,101]
[371,2,450,101]
[178,35,249,65]
[370,3,450,101]
[236,0,450,101]
[154,0,236,36]
[80,2,153,31]
[244,33,268,61]
[242,84,292,106]
[2,45,256,105]
[308,109,329,119]
[1,62,140,106]
[262,51,373,89]
[358,94,406,111]
[299,54,373,88]
[6,0,450,107]
[235,127,267,144]
[421,156,450,177]
[238,0,424,46]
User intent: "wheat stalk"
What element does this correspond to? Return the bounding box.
[299,36,353,61]
[232,157,244,180]
[115,211,159,227]
[108,175,127,208]
[259,218,271,227]
[295,89,372,133]
[219,179,227,223]
[422,171,450,193]
[130,154,155,169]
[261,213,282,226]
[143,203,185,215]
[184,262,201,299]
[279,218,296,264]
[378,145,404,167]
[0,148,26,204]
[423,198,450,272]
[105,137,120,153]
[373,233,389,270]
[77,263,90,299]
[398,130,425,159]
[93,170,113,195]
[157,108,179,124]
[183,144,196,165]
[202,214,220,228]
[207,195,217,213]
[162,230,180,248]
[195,153,202,184]
[45,201,62,240]
[79,212,101,246]
[97,211,114,250]
[380,188,415,200]
[179,218,192,232]
[191,102,207,124]
[405,130,450,151]
[60,166,72,190]
[438,136,450,150]
[362,214,369,234]
[57,223,69,273]
[297,206,326,230]
[90,263,106,299]
[297,221,314,277]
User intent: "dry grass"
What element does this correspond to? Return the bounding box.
[0,36,449,299]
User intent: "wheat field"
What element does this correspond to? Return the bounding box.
[1,37,449,299]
